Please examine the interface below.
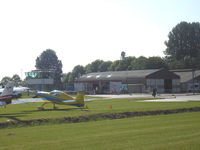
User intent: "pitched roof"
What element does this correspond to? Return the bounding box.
[76,69,159,82]
[172,69,200,83]
[76,68,180,82]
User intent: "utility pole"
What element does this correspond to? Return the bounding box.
[192,69,195,94]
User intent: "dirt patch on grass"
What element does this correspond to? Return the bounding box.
[1,107,200,129]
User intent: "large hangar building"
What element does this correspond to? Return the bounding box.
[74,68,180,94]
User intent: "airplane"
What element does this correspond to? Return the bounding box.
[0,86,30,98]
[34,90,85,110]
[12,86,30,98]
[0,82,14,108]
[0,82,86,110]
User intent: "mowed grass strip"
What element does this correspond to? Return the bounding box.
[0,112,200,150]
[1,107,200,129]
[1,98,200,122]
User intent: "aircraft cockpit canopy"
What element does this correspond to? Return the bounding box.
[50,90,64,96]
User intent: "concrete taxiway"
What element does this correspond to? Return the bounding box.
[89,93,200,102]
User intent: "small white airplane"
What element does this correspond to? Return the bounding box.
[0,85,29,98]
[12,86,30,98]
[0,82,14,107]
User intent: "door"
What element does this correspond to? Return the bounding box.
[164,79,172,93]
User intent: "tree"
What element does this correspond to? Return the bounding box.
[69,65,86,83]
[164,21,200,68]
[68,73,74,85]
[35,49,63,89]
[98,61,112,72]
[117,57,135,71]
[146,57,168,69]
[109,60,121,71]
[130,56,167,70]
[62,72,73,87]
[85,59,104,73]
[12,74,21,87]
[1,76,12,86]
[72,65,85,78]
[131,56,148,70]
[109,57,135,71]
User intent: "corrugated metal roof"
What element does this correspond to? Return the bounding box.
[173,70,200,83]
[76,69,160,82]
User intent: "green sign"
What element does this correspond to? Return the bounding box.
[25,72,37,78]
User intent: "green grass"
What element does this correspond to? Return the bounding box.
[1,98,200,122]
[0,112,200,150]
[20,92,35,98]
[1,96,200,149]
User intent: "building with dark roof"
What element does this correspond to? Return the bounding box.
[74,68,180,94]
[172,69,200,92]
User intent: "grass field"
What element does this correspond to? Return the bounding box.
[1,98,200,122]
[1,96,200,150]
[0,112,200,150]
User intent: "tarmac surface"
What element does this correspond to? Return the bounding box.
[88,93,200,102]
[10,93,200,105]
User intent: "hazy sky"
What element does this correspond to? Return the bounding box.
[0,0,199,79]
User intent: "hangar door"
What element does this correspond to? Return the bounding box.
[164,79,172,92]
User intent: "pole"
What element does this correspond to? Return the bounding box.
[192,69,195,95]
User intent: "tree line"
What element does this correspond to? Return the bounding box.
[0,75,23,87]
[1,21,200,89]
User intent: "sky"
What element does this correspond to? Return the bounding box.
[0,0,200,80]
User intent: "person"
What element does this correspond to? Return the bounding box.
[95,86,98,94]
[152,88,157,98]
[122,85,127,94]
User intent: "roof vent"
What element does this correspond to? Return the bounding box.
[107,74,112,78]
[96,75,101,79]
[87,75,92,78]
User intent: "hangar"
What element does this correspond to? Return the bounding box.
[74,68,180,94]
[172,69,200,92]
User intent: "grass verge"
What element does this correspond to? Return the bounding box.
[1,107,200,129]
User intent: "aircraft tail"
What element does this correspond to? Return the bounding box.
[1,82,14,96]
[76,91,84,105]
